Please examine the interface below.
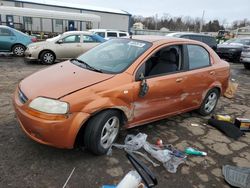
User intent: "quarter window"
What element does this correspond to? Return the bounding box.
[187,45,210,69]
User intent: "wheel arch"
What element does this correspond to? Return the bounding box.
[11,43,26,51]
[74,107,128,148]
[38,49,56,60]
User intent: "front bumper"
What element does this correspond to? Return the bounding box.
[13,88,90,149]
[24,49,39,62]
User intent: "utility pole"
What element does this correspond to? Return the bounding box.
[199,10,205,33]
[155,14,158,30]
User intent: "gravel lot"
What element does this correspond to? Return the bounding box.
[0,55,249,188]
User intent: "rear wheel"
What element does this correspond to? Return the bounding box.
[12,44,25,56]
[84,110,121,155]
[198,88,219,116]
[244,63,250,70]
[40,51,55,64]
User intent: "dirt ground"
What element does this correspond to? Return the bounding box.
[0,55,249,188]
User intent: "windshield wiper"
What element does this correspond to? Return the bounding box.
[70,58,103,73]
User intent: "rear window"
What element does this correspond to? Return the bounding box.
[107,32,117,37]
[187,45,210,70]
[0,28,13,36]
[119,33,127,37]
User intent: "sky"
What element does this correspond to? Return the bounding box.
[60,0,250,24]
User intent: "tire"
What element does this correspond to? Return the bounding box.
[12,44,25,56]
[244,64,250,70]
[84,110,121,155]
[40,51,55,64]
[198,88,219,116]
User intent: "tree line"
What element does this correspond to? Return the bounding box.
[131,14,250,32]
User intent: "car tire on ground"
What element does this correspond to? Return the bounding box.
[40,51,55,64]
[198,88,220,116]
[84,110,121,155]
[12,44,25,56]
[244,64,250,70]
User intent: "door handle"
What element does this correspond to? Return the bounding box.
[176,78,183,83]
[210,71,215,75]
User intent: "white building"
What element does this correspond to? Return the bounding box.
[0,0,131,33]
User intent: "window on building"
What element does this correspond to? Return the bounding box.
[55,19,63,27]
[187,45,210,70]
[24,17,32,24]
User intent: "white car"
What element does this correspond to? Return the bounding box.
[25,31,106,64]
[89,29,129,40]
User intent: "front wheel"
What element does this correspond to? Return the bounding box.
[40,51,55,64]
[12,44,25,56]
[84,110,121,155]
[198,89,219,116]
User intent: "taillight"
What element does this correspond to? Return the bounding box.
[31,38,37,42]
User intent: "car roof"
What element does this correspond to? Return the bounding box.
[131,35,190,43]
[168,32,214,37]
[90,29,128,33]
[63,31,94,35]
[0,25,11,29]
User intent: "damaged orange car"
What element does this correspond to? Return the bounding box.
[13,36,230,155]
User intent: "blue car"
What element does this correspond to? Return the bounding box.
[0,25,36,56]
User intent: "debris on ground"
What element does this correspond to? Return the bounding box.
[185,147,207,156]
[208,118,244,139]
[222,165,250,188]
[235,118,250,131]
[108,133,186,173]
[224,79,239,99]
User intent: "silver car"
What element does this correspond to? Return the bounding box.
[25,31,106,64]
[241,47,250,69]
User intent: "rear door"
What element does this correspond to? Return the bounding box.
[0,27,16,51]
[180,44,216,110]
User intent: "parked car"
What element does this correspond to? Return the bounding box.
[89,29,129,40]
[216,38,250,62]
[13,36,230,155]
[240,47,250,69]
[167,32,217,51]
[0,25,36,56]
[25,31,106,64]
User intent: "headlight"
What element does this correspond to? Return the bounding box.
[29,46,40,50]
[29,97,69,114]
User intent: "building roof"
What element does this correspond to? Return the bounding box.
[0,6,100,22]
[14,0,130,15]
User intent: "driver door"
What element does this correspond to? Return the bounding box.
[54,34,82,59]
[129,45,188,126]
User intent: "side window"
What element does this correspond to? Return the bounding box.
[202,36,216,46]
[0,28,13,36]
[119,33,127,37]
[189,35,202,42]
[187,45,210,70]
[107,32,117,37]
[62,35,80,43]
[96,32,105,38]
[137,45,183,78]
[83,35,96,43]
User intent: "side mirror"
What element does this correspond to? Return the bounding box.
[57,39,63,44]
[139,73,149,97]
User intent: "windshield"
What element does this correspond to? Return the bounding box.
[46,35,61,42]
[76,39,152,74]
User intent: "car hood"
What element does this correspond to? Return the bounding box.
[19,61,114,99]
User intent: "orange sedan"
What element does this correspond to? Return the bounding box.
[13,36,230,155]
